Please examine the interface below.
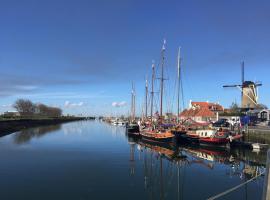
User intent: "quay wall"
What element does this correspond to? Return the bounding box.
[0,117,88,137]
[245,127,270,144]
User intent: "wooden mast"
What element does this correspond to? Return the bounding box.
[131,82,136,122]
[160,39,166,123]
[150,61,155,123]
[145,78,148,120]
[177,47,181,123]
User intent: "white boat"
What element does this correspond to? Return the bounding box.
[117,121,126,126]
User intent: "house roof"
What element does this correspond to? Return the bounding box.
[180,106,215,117]
[191,102,224,111]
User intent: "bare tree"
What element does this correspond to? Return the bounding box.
[14,99,62,118]
[37,103,62,117]
[47,107,62,117]
[13,99,36,117]
[37,103,49,116]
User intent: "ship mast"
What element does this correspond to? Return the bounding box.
[177,47,181,123]
[150,61,155,123]
[145,78,148,120]
[160,39,166,123]
[131,82,136,122]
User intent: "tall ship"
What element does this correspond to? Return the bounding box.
[140,40,175,143]
[126,83,140,136]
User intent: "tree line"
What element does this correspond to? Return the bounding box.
[13,99,62,118]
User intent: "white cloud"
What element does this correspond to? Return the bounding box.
[64,101,85,108]
[16,85,38,90]
[112,101,127,107]
[1,104,12,107]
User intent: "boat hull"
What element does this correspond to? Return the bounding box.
[199,137,229,145]
[171,130,187,141]
[140,130,175,144]
[126,125,140,133]
[141,135,174,143]
[181,134,199,143]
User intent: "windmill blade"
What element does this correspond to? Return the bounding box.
[255,82,262,86]
[223,84,242,88]
[256,85,259,102]
[241,61,245,84]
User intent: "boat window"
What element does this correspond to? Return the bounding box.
[205,132,207,136]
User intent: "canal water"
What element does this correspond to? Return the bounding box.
[0,120,265,200]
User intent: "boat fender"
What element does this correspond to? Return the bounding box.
[217,132,224,137]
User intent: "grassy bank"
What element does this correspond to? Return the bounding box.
[0,117,90,137]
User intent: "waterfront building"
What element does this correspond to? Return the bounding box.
[179,101,224,123]
[3,111,20,117]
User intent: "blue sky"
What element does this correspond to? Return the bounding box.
[0,0,269,116]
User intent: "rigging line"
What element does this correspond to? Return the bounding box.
[172,65,178,113]
[183,63,195,102]
[207,171,264,200]
[166,76,174,113]
[180,67,185,110]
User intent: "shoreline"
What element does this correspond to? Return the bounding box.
[0,117,92,137]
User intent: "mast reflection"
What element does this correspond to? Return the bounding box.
[127,134,266,200]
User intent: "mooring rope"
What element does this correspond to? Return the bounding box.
[207,171,265,200]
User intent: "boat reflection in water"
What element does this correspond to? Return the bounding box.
[127,135,188,200]
[127,134,265,200]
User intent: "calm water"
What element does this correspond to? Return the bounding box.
[0,120,266,200]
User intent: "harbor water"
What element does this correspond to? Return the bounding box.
[0,120,266,200]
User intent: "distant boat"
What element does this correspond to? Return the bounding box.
[111,118,126,126]
[126,83,140,135]
[111,120,118,126]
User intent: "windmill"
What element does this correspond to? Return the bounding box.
[223,61,262,109]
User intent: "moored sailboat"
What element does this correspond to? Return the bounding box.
[140,40,175,143]
[126,83,140,136]
[170,46,187,140]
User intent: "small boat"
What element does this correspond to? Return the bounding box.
[126,123,140,133]
[170,126,187,141]
[117,121,126,126]
[184,128,232,146]
[140,127,175,143]
[126,123,140,138]
[111,120,118,126]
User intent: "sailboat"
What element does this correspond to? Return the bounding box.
[170,47,187,140]
[140,40,175,143]
[126,83,140,136]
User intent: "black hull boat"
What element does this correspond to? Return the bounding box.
[126,124,140,137]
[126,124,139,133]
[171,129,187,142]
[181,134,199,143]
[141,135,174,144]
